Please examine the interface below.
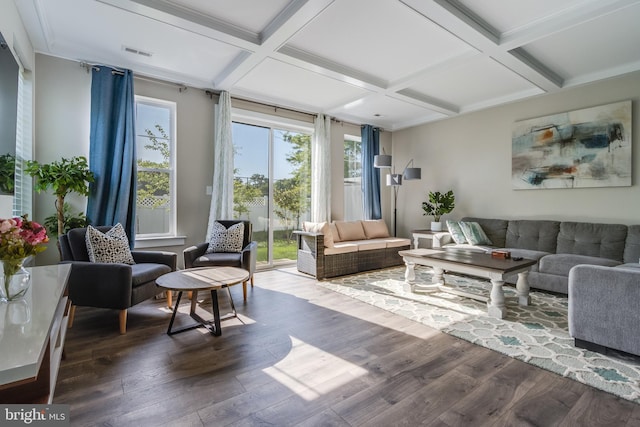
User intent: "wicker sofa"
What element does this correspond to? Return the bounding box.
[295,220,411,279]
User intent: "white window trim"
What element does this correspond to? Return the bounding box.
[133,95,179,247]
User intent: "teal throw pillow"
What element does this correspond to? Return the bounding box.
[459,221,493,246]
[446,220,467,244]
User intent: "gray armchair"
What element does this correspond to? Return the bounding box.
[183,220,257,301]
[568,264,640,356]
[59,226,177,334]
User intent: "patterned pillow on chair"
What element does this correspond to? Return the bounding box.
[85,223,136,264]
[206,221,245,253]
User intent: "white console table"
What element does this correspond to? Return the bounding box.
[0,264,71,403]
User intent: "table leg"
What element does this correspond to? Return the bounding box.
[487,279,507,319]
[413,235,420,249]
[516,271,531,306]
[403,259,417,292]
[166,289,225,336]
[209,289,221,336]
[432,267,445,285]
[167,291,185,335]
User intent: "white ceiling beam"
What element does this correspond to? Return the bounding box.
[400,0,563,92]
[214,0,335,89]
[97,0,258,50]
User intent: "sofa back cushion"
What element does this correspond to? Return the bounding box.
[556,221,627,261]
[623,225,640,263]
[505,220,560,252]
[461,217,508,248]
[362,220,390,239]
[334,220,366,241]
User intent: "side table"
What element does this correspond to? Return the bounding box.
[412,229,448,249]
[156,266,249,336]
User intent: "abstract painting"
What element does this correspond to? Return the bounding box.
[512,101,631,189]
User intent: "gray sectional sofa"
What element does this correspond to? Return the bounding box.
[437,217,640,356]
[436,217,640,294]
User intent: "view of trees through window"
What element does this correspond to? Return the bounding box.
[344,136,363,220]
[135,97,175,236]
[233,121,311,265]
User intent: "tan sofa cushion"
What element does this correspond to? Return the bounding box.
[335,220,366,241]
[325,243,358,255]
[381,238,411,248]
[303,221,334,248]
[350,239,387,251]
[362,220,390,238]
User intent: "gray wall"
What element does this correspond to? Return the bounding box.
[392,70,640,238]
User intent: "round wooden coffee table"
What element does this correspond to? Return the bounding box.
[156,266,249,336]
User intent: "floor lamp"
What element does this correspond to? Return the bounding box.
[374,152,421,236]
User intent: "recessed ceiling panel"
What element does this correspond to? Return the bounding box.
[407,56,540,108]
[455,0,589,35]
[286,0,475,83]
[168,0,291,34]
[40,0,244,85]
[331,95,446,130]
[234,58,371,110]
[517,4,640,82]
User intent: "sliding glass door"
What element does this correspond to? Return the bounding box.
[232,119,311,268]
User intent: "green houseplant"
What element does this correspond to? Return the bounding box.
[0,153,15,195]
[421,190,455,231]
[25,156,95,237]
[43,202,90,238]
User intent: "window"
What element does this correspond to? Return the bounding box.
[344,135,363,221]
[134,96,176,238]
[232,110,312,267]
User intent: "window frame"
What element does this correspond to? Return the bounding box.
[343,133,364,221]
[231,108,313,268]
[133,95,180,247]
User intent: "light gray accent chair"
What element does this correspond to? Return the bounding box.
[568,225,640,356]
[569,264,640,357]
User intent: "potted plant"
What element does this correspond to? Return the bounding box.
[25,156,95,237]
[43,202,90,238]
[421,190,455,231]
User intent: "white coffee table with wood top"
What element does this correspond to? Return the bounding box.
[156,266,249,336]
[399,249,537,319]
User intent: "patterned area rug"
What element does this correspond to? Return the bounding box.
[318,266,640,404]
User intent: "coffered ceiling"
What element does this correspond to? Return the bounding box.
[15,0,640,130]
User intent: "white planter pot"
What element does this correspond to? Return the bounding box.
[431,221,442,232]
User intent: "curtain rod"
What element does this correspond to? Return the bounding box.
[208,90,363,128]
[80,61,125,76]
[79,60,365,128]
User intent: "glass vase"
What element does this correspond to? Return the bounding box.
[0,258,31,302]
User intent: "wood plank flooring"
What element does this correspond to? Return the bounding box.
[54,267,640,426]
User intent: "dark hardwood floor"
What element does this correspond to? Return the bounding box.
[55,267,640,426]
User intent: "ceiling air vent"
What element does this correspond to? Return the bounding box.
[123,46,152,58]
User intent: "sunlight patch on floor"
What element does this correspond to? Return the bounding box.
[263,336,368,401]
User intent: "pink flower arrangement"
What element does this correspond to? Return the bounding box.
[0,215,49,261]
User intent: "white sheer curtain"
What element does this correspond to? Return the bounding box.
[206,91,234,239]
[311,114,331,222]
